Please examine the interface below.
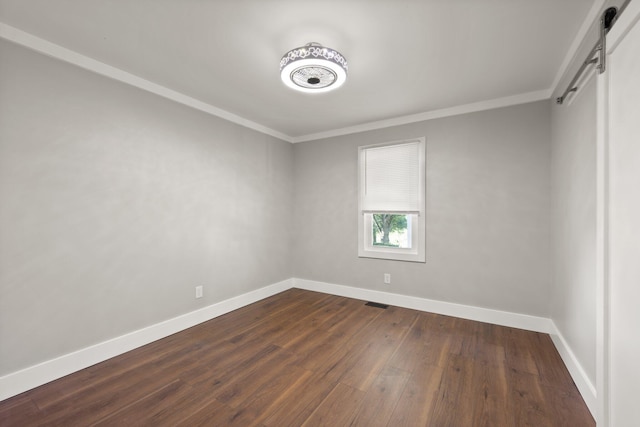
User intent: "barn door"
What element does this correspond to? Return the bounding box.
[606,4,640,426]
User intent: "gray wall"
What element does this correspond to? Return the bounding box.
[550,77,597,385]
[293,101,552,317]
[0,39,293,376]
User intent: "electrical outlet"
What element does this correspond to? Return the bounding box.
[384,273,391,284]
[195,286,203,299]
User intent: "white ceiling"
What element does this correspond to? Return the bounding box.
[0,0,596,141]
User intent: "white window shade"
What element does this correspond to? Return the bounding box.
[361,142,421,213]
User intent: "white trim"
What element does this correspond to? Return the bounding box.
[358,138,426,263]
[0,22,554,145]
[294,278,597,416]
[1,276,595,414]
[293,278,553,333]
[551,0,607,97]
[0,279,293,401]
[0,22,293,144]
[549,322,598,420]
[292,89,551,143]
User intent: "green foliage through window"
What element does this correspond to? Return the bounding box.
[372,214,409,248]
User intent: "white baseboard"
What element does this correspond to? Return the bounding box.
[0,278,293,401]
[294,278,596,419]
[1,275,593,421]
[549,322,597,420]
[293,278,554,333]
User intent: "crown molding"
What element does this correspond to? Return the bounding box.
[3,22,560,145]
[291,89,551,143]
[0,22,294,143]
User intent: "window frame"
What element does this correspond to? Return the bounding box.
[358,137,426,262]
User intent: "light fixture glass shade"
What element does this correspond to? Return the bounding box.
[280,42,348,93]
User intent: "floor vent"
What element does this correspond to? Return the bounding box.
[365,301,389,309]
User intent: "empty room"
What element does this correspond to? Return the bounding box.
[1,0,639,425]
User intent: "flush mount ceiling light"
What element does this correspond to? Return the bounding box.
[280,42,348,93]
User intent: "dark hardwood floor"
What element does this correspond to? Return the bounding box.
[0,289,594,426]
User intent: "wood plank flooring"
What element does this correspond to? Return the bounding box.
[0,289,595,426]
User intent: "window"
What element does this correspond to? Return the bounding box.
[358,138,425,262]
